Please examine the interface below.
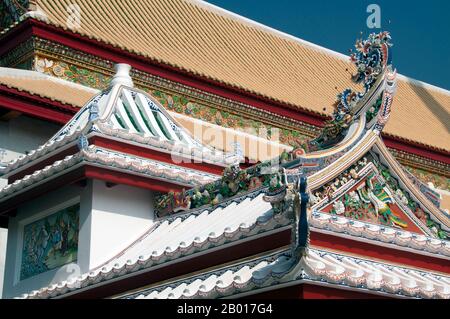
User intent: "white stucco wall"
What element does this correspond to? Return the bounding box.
[86,180,155,270]
[0,115,60,299]
[0,114,156,298]
[2,184,88,298]
[0,115,60,163]
[1,179,156,298]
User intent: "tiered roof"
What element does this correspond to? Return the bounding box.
[8,31,450,299]
[18,184,450,298]
[128,248,450,299]
[1,0,449,152]
[1,1,449,298]
[0,64,239,178]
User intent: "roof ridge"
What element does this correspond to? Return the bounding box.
[191,0,350,62]
[192,0,450,96]
[398,74,450,97]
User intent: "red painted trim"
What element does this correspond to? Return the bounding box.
[0,85,76,124]
[8,146,79,183]
[0,167,85,215]
[90,136,225,175]
[0,165,190,215]
[310,231,450,274]
[65,229,291,299]
[248,283,387,299]
[383,135,450,165]
[303,283,388,299]
[84,165,185,193]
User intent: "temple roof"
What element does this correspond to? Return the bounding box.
[0,146,218,202]
[18,189,291,299]
[48,64,215,151]
[0,67,95,107]
[2,0,448,151]
[126,248,450,299]
[0,64,243,178]
[16,186,450,299]
[0,67,290,164]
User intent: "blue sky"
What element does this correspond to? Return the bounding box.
[206,0,450,90]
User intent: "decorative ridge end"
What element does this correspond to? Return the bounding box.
[293,176,310,258]
[22,1,48,22]
[110,63,134,88]
[308,31,395,151]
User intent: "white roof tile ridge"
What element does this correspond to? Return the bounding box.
[0,151,84,200]
[19,196,290,299]
[193,1,450,96]
[106,192,273,267]
[91,221,162,272]
[132,247,450,299]
[85,147,217,185]
[0,67,100,94]
[1,125,86,176]
[310,211,450,257]
[0,145,216,201]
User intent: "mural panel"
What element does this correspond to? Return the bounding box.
[20,203,80,280]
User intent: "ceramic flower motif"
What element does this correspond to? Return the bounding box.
[333,200,345,215]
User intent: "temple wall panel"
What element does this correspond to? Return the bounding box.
[2,183,86,298]
[1,38,447,190]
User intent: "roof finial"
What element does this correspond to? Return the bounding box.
[111,63,134,88]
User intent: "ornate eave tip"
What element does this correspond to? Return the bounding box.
[22,0,48,21]
[110,63,134,88]
[307,31,396,151]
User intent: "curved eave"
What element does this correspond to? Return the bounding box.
[305,130,449,231]
[0,146,218,214]
[373,139,450,230]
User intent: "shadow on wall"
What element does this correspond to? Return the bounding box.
[409,80,450,134]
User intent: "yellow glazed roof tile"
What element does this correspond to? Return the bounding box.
[0,70,95,106]
[1,0,449,151]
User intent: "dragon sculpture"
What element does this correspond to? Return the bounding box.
[309,31,393,151]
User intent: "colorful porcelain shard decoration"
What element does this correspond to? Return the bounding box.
[309,31,393,151]
[1,16,449,299]
[20,203,80,280]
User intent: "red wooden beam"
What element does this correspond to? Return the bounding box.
[0,164,188,215]
[84,166,185,194]
[91,136,225,175]
[310,231,450,274]
[247,283,388,299]
[0,85,76,124]
[383,135,450,166]
[8,145,79,183]
[7,135,224,185]
[1,19,326,127]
